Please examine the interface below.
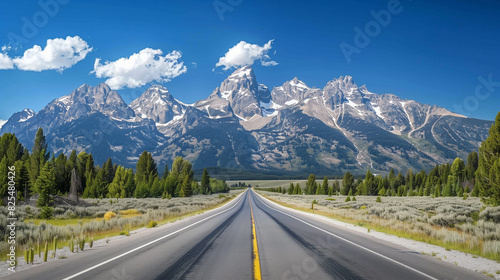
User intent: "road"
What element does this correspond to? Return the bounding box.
[3,189,489,280]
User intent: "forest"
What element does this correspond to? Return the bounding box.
[0,128,230,217]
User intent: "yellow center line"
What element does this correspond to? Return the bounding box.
[249,193,262,280]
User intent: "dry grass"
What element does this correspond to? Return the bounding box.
[258,191,500,261]
[0,190,243,261]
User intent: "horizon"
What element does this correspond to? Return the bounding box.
[0,0,499,121]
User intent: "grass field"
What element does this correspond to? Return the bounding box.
[0,191,243,261]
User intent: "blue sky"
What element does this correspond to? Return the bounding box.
[0,0,499,120]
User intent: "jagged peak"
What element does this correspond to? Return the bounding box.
[228,65,255,79]
[327,75,356,88]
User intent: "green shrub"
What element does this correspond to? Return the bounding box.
[39,206,53,219]
[376,196,382,203]
[146,221,158,228]
[345,196,351,202]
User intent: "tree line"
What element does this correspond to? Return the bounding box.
[264,112,500,206]
[0,128,230,209]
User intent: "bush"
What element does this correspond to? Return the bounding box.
[376,196,382,203]
[119,209,141,216]
[146,221,158,228]
[39,206,53,219]
[345,196,351,202]
[104,211,117,221]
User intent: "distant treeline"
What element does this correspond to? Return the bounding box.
[263,112,500,206]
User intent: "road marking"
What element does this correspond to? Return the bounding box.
[252,190,439,280]
[62,190,248,280]
[249,194,262,280]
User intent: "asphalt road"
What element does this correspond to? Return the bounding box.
[2,189,489,280]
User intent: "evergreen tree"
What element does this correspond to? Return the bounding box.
[134,181,149,198]
[36,162,55,207]
[103,158,115,184]
[466,151,479,180]
[306,174,316,194]
[54,153,68,194]
[322,177,329,195]
[294,183,302,195]
[476,112,500,205]
[123,170,136,197]
[201,168,210,195]
[92,168,108,198]
[180,175,193,197]
[342,172,354,195]
[14,160,30,200]
[150,177,163,197]
[288,183,294,195]
[30,128,50,186]
[135,151,158,186]
[0,157,8,198]
[365,169,375,195]
[108,166,126,198]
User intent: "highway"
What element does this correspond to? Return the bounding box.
[3,189,489,280]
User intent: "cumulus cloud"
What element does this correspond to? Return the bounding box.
[0,53,14,70]
[12,36,92,72]
[92,48,187,90]
[215,40,278,70]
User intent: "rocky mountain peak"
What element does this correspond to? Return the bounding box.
[129,84,184,124]
[66,83,135,120]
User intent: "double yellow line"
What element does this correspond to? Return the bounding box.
[249,194,262,280]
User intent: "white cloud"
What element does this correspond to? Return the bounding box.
[12,36,92,72]
[215,40,278,70]
[0,53,14,70]
[92,48,187,90]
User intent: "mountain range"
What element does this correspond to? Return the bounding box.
[1,66,493,175]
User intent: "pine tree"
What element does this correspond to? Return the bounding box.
[0,157,8,198]
[54,153,68,195]
[365,169,375,195]
[476,112,500,205]
[342,172,354,195]
[30,128,50,186]
[201,168,210,195]
[322,177,329,195]
[108,166,126,198]
[103,158,115,184]
[180,175,193,197]
[466,151,479,180]
[14,160,30,200]
[306,174,316,195]
[294,183,302,195]
[124,170,135,197]
[150,177,163,197]
[288,183,294,195]
[36,162,55,207]
[92,168,108,198]
[137,151,158,184]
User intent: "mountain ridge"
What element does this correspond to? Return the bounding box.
[1,67,493,174]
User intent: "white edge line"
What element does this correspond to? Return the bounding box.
[251,190,439,280]
[62,190,248,280]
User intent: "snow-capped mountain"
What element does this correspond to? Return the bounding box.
[0,67,494,173]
